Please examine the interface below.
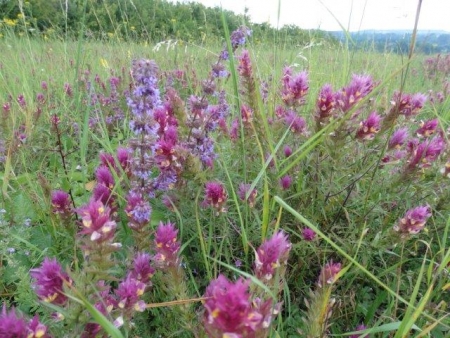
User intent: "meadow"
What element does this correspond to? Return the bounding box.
[0,21,450,338]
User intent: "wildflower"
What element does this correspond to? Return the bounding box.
[27,316,49,338]
[350,324,368,338]
[125,193,151,230]
[115,276,146,313]
[416,118,439,138]
[230,26,252,50]
[337,74,374,112]
[356,111,382,141]
[211,62,228,78]
[254,231,292,281]
[283,145,293,157]
[388,127,409,150]
[318,261,342,287]
[302,228,316,241]
[202,182,228,213]
[394,206,431,235]
[406,137,446,170]
[129,252,155,284]
[30,257,70,305]
[279,175,293,190]
[240,104,253,125]
[202,275,262,337]
[78,200,117,243]
[391,92,427,117]
[0,305,27,337]
[281,67,309,107]
[51,190,72,215]
[64,83,72,97]
[153,221,181,268]
[238,50,253,78]
[315,83,336,125]
[237,183,257,208]
[284,111,308,135]
[17,94,26,108]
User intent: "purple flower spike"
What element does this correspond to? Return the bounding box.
[337,74,374,112]
[28,316,50,338]
[51,190,72,215]
[302,228,316,241]
[284,111,308,135]
[315,83,337,124]
[203,182,228,213]
[77,200,117,243]
[416,119,439,138]
[281,67,309,107]
[283,145,293,158]
[350,324,368,338]
[254,231,292,281]
[392,92,427,117]
[30,257,70,305]
[238,183,257,208]
[279,175,293,190]
[115,276,146,313]
[230,26,252,49]
[0,305,28,337]
[238,50,253,78]
[153,221,181,268]
[388,127,409,150]
[130,252,155,284]
[203,275,262,337]
[356,111,382,141]
[394,206,431,235]
[318,261,342,287]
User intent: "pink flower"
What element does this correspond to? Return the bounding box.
[238,183,257,208]
[416,119,439,138]
[388,127,409,150]
[51,190,71,215]
[78,200,117,243]
[391,92,427,117]
[0,305,27,337]
[153,222,181,268]
[394,206,431,235]
[337,74,374,112]
[284,111,308,135]
[356,111,381,141]
[30,257,70,305]
[350,324,368,338]
[315,83,337,124]
[283,145,292,157]
[238,50,253,78]
[281,67,309,107]
[115,276,146,313]
[318,261,342,287]
[254,231,292,281]
[203,182,228,213]
[279,175,293,190]
[130,252,155,284]
[302,228,316,241]
[203,275,262,337]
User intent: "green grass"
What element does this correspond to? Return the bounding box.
[1,21,450,338]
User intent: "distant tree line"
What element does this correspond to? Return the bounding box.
[0,0,333,45]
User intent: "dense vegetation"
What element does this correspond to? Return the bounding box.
[1,2,450,338]
[0,0,332,45]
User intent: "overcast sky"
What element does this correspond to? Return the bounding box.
[171,0,450,32]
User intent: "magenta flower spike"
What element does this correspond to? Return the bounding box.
[391,92,427,117]
[0,305,28,337]
[394,206,432,235]
[30,257,70,305]
[350,324,368,338]
[130,252,155,284]
[153,221,181,268]
[302,228,316,241]
[337,74,374,112]
[279,175,293,190]
[284,111,308,135]
[315,83,337,124]
[237,50,253,78]
[416,118,439,138]
[281,67,309,107]
[356,111,382,141]
[254,231,292,281]
[115,276,146,313]
[203,275,262,337]
[78,200,117,243]
[27,316,50,338]
[318,261,342,287]
[203,182,228,213]
[388,127,409,150]
[238,183,258,208]
[51,190,72,215]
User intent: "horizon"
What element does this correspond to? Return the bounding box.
[169,0,450,33]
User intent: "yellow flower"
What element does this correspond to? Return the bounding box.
[17,13,24,19]
[100,58,110,69]
[4,18,17,27]
[107,32,114,38]
[131,26,135,31]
